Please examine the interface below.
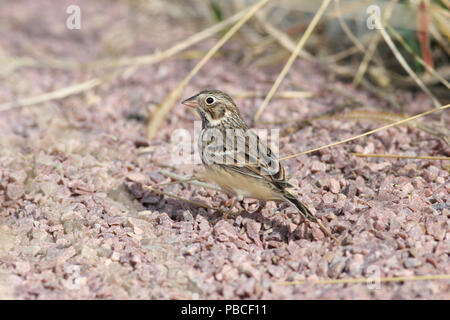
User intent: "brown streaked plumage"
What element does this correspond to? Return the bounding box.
[182,89,336,240]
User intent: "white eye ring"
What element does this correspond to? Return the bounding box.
[205,96,215,105]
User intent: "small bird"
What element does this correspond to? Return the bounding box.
[182,89,336,240]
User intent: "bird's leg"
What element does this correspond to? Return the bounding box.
[222,198,236,219]
[251,200,266,214]
[282,192,339,243]
[222,195,244,219]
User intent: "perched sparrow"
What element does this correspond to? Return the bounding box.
[182,89,335,240]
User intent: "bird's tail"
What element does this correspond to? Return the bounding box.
[282,192,338,242]
[282,192,317,223]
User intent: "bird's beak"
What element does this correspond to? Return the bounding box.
[182,95,199,108]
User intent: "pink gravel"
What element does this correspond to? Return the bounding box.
[0,0,449,299]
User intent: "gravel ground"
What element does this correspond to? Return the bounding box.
[0,0,449,299]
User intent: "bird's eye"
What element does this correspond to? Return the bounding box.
[205,96,215,105]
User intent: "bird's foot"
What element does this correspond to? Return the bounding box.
[218,197,238,220]
[250,200,266,214]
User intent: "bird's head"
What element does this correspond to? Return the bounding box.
[182,89,245,128]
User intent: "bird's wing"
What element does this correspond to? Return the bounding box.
[203,128,290,189]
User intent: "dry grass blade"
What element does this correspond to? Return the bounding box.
[352,0,396,86]
[254,12,314,61]
[352,32,381,86]
[379,22,441,108]
[0,76,103,112]
[147,82,186,139]
[323,45,360,63]
[0,7,251,113]
[149,177,198,188]
[440,0,450,9]
[392,66,450,87]
[96,7,250,69]
[277,274,450,286]
[256,12,401,111]
[338,110,412,123]
[147,0,272,139]
[231,90,314,99]
[336,109,450,145]
[430,4,450,55]
[334,0,365,52]
[278,89,368,135]
[0,54,37,77]
[254,0,332,121]
[386,24,450,89]
[316,219,339,243]
[159,169,222,191]
[353,153,450,161]
[280,103,450,161]
[417,122,450,145]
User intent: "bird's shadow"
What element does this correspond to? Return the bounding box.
[127,181,316,244]
[163,195,312,244]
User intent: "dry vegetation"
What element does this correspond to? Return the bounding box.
[0,0,449,299]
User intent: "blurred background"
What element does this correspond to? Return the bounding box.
[0,0,449,300]
[2,0,449,112]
